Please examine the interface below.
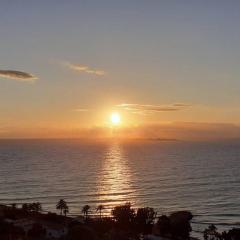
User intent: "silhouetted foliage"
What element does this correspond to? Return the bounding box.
[203,226,240,240]
[22,203,30,212]
[56,199,69,215]
[157,211,192,239]
[111,202,135,229]
[32,202,42,212]
[169,211,192,239]
[135,207,156,234]
[157,215,171,237]
[82,205,91,220]
[64,208,69,217]
[0,202,196,240]
[203,224,219,240]
[225,228,240,240]
[21,202,42,213]
[96,205,104,219]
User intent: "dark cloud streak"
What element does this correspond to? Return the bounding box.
[0,70,37,81]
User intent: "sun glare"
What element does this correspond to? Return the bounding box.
[111,112,121,125]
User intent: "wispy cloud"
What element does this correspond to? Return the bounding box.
[73,108,91,112]
[66,62,105,76]
[116,103,190,114]
[0,70,37,81]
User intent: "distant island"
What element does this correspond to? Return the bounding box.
[147,138,179,142]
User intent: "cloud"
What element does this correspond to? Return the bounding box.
[116,103,190,114]
[73,108,91,112]
[66,62,106,76]
[0,70,37,81]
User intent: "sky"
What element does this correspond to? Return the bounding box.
[0,0,240,140]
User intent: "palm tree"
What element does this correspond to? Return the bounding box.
[82,205,90,219]
[56,199,68,215]
[96,205,104,218]
[63,207,69,217]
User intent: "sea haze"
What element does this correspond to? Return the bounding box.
[0,139,239,236]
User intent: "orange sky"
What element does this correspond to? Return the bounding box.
[1,122,240,141]
[1,1,240,140]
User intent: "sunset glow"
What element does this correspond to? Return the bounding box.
[1,3,240,240]
[0,1,240,141]
[111,112,121,126]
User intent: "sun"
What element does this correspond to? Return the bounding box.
[111,112,121,125]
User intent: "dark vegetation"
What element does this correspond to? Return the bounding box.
[156,211,193,239]
[0,201,238,240]
[203,224,240,240]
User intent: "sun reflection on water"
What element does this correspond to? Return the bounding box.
[97,143,133,213]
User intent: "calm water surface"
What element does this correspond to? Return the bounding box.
[0,139,239,237]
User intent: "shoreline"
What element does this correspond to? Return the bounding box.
[1,202,239,240]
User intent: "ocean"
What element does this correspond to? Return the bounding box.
[0,139,239,238]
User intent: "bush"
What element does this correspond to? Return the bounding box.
[157,211,193,239]
[135,207,156,234]
[111,203,135,229]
